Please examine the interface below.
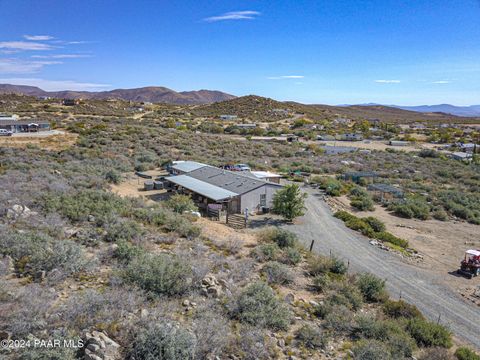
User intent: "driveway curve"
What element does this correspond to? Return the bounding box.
[284,186,480,349]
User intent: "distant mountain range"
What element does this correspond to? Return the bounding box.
[351,103,480,117]
[0,84,235,105]
[393,104,480,117]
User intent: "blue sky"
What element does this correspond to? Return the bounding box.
[0,0,479,105]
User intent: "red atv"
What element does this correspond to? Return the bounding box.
[458,250,480,279]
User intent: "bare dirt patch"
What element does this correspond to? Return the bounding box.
[0,131,78,151]
[328,195,480,294]
[110,170,170,203]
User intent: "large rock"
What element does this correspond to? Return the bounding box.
[201,274,223,298]
[84,331,121,360]
[6,204,37,220]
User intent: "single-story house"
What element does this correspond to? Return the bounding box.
[320,145,358,155]
[451,152,473,161]
[339,133,363,141]
[165,165,282,214]
[236,123,257,129]
[317,134,336,141]
[0,117,50,133]
[62,99,80,106]
[389,140,410,146]
[220,115,238,120]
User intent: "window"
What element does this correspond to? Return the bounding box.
[260,194,267,207]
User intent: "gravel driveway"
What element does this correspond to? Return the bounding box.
[284,186,480,349]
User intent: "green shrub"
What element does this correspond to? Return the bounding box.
[432,208,449,221]
[261,261,294,285]
[351,196,375,211]
[323,305,354,332]
[312,274,331,293]
[356,273,387,302]
[103,219,142,242]
[272,229,298,248]
[308,255,347,276]
[390,198,430,220]
[345,217,375,237]
[295,324,327,349]
[122,254,193,296]
[232,281,291,330]
[253,243,280,262]
[352,339,391,360]
[105,169,121,184]
[406,318,452,348]
[455,347,480,360]
[382,299,423,319]
[165,194,198,214]
[363,217,386,232]
[374,231,409,249]
[334,210,356,222]
[129,323,196,360]
[0,231,87,277]
[114,240,145,263]
[330,257,348,275]
[280,247,302,266]
[41,189,133,225]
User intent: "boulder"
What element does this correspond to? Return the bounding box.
[84,331,121,360]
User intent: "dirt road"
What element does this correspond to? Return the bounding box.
[284,186,480,349]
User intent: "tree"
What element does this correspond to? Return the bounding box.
[272,184,307,221]
[166,194,197,214]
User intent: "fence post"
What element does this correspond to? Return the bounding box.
[309,240,315,252]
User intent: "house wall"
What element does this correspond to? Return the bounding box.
[239,184,281,213]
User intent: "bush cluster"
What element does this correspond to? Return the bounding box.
[122,253,193,296]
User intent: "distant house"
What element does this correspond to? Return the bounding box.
[451,152,473,161]
[320,145,358,155]
[0,114,50,133]
[458,143,476,153]
[282,134,299,142]
[220,115,238,121]
[389,140,410,146]
[165,165,282,214]
[236,123,257,129]
[62,99,79,106]
[317,134,336,141]
[339,133,363,141]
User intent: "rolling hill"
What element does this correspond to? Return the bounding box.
[193,95,480,123]
[0,84,235,105]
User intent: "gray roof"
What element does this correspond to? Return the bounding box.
[187,166,281,195]
[165,175,238,201]
[171,161,208,173]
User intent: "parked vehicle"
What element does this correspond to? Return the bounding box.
[457,249,480,279]
[0,129,13,136]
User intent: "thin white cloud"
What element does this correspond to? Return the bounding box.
[204,10,260,22]
[31,54,92,59]
[432,80,451,84]
[24,35,54,41]
[267,75,305,80]
[0,41,54,51]
[0,78,111,91]
[0,59,61,74]
[375,79,401,84]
